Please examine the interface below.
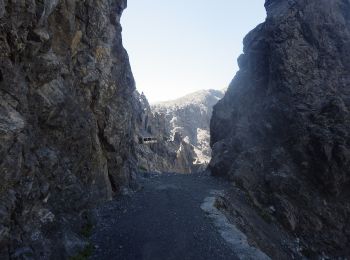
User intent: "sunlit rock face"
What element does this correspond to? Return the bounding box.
[210,0,350,257]
[0,0,137,258]
[133,89,225,174]
[134,91,197,174]
[152,89,225,166]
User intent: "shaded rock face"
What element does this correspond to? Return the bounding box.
[134,91,196,174]
[210,0,350,257]
[0,0,136,258]
[152,89,225,165]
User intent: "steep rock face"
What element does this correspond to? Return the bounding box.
[0,0,136,258]
[210,0,350,257]
[134,91,196,173]
[152,89,225,165]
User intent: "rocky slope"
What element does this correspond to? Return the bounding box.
[152,89,225,164]
[0,0,137,258]
[134,91,197,173]
[210,0,350,257]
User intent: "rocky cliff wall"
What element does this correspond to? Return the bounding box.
[0,0,136,258]
[210,0,350,257]
[134,91,196,174]
[152,89,225,165]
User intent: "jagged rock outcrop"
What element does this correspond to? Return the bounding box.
[210,0,350,257]
[134,91,196,173]
[152,89,225,165]
[0,0,136,258]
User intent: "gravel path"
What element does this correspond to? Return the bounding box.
[90,173,242,260]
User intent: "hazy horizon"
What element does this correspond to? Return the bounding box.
[121,1,266,103]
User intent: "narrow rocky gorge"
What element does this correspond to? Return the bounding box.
[1,0,350,259]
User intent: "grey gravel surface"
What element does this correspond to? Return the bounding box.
[90,172,239,260]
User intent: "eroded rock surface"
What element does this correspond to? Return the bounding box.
[152,89,225,165]
[0,0,136,258]
[134,91,197,173]
[210,0,350,257]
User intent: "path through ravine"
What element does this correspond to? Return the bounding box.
[89,172,269,260]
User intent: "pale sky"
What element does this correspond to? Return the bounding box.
[121,1,266,103]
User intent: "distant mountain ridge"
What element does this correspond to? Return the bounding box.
[152,89,225,164]
[153,89,225,108]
